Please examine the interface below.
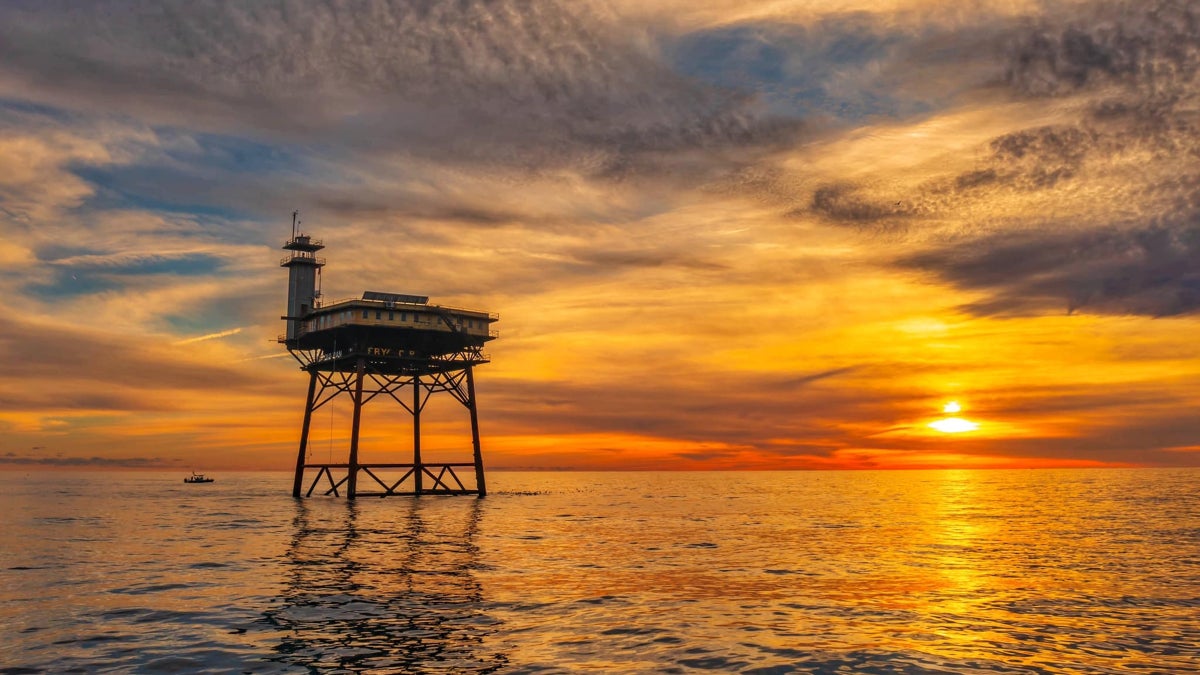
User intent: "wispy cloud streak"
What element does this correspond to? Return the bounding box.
[174,327,242,345]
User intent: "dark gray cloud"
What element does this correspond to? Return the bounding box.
[0,454,180,466]
[795,1,1200,317]
[979,124,1094,189]
[565,246,730,272]
[1004,1,1200,99]
[903,220,1200,317]
[804,121,1097,230]
[920,0,1200,317]
[0,0,802,178]
[998,0,1200,160]
[808,183,913,224]
[673,451,736,462]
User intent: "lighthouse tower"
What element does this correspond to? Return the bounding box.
[281,213,325,341]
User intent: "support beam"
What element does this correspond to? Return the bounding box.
[292,370,320,498]
[347,357,366,500]
[413,373,423,495]
[466,365,486,497]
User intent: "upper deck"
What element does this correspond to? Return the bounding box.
[279,294,498,357]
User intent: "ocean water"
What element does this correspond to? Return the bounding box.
[1,469,1198,674]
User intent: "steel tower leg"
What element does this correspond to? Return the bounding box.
[347,357,366,500]
[413,373,423,495]
[292,369,319,498]
[466,365,486,497]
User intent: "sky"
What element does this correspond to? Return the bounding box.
[1,0,1199,471]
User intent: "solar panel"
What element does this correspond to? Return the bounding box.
[362,291,428,305]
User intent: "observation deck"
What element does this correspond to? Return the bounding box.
[280,234,326,266]
[279,291,498,364]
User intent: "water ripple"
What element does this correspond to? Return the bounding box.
[2,469,1199,673]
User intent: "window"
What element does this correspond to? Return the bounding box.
[362,310,369,319]
[388,311,395,320]
[401,312,408,321]
[375,311,382,320]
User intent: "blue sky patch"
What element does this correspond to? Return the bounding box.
[25,271,122,300]
[25,252,225,300]
[670,19,919,122]
[0,96,78,123]
[68,129,311,222]
[71,165,253,221]
[154,128,305,175]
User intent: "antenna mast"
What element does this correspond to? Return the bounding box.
[291,210,299,240]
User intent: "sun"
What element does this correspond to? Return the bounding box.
[929,400,979,433]
[930,417,979,433]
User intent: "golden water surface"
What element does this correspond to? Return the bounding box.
[1,468,1197,673]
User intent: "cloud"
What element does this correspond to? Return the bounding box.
[565,245,730,272]
[0,0,803,179]
[25,251,228,300]
[1003,1,1200,100]
[670,13,945,123]
[809,183,912,224]
[781,0,1200,317]
[0,453,180,467]
[915,1,1200,317]
[174,327,243,345]
[0,313,269,405]
[481,365,880,453]
[0,112,118,225]
[902,221,1200,317]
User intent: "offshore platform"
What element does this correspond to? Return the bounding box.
[279,215,498,498]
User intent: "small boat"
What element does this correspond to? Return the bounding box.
[184,472,214,484]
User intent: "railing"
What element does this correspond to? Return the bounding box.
[301,463,481,497]
[281,319,497,342]
[316,296,499,320]
[280,255,326,266]
[283,237,323,247]
[280,344,492,364]
[317,296,376,307]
